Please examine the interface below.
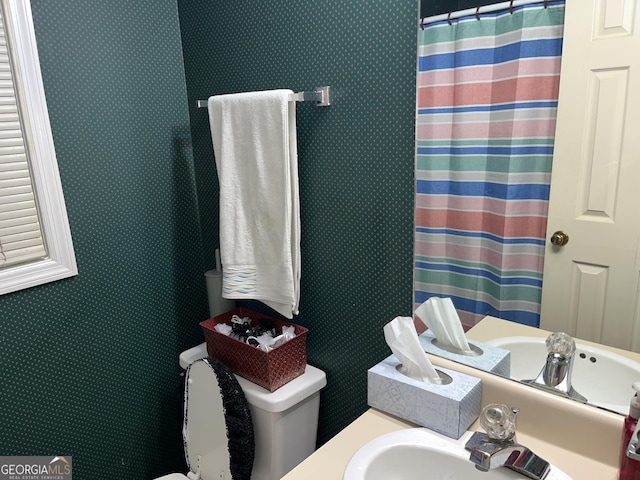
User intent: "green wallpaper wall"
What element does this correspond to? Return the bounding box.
[0,1,204,478]
[177,0,417,446]
[2,0,418,478]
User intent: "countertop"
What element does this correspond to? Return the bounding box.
[282,316,625,480]
[282,408,618,480]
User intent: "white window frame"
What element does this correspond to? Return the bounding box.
[0,0,77,295]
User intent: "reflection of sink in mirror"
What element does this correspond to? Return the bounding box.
[487,336,640,414]
[343,428,573,480]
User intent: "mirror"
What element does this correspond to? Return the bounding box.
[414,0,640,417]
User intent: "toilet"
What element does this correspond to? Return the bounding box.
[155,343,327,480]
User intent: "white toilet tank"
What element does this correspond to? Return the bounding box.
[179,343,326,480]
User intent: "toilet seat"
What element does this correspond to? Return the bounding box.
[183,359,232,479]
[155,358,253,480]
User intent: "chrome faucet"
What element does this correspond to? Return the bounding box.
[522,332,587,403]
[465,404,551,480]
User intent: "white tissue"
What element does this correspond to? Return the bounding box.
[383,316,442,384]
[214,323,232,336]
[247,326,297,352]
[281,325,296,341]
[247,333,276,352]
[415,297,472,355]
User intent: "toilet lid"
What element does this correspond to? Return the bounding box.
[183,358,254,480]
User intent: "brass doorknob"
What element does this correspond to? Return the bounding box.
[550,230,569,246]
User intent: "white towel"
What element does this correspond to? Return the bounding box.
[208,90,300,318]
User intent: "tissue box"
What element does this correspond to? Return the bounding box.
[200,308,308,392]
[418,331,511,376]
[367,354,481,439]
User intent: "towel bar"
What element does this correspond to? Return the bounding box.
[196,86,331,109]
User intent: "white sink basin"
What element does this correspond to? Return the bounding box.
[487,336,640,414]
[343,428,573,480]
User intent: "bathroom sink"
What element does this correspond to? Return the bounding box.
[343,428,573,480]
[487,336,640,414]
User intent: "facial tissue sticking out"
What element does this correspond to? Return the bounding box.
[383,316,442,384]
[415,297,473,355]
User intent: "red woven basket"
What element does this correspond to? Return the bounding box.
[200,307,308,392]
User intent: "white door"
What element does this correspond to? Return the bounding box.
[540,0,640,351]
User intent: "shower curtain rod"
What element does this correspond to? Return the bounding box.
[196,86,331,108]
[421,0,550,26]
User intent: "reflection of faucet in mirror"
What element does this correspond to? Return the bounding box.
[522,332,587,403]
[465,403,550,480]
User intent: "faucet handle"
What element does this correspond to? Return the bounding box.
[546,332,575,357]
[480,403,518,442]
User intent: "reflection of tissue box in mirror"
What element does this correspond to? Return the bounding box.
[418,331,511,377]
[367,354,481,439]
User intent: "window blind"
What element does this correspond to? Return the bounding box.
[0,10,46,268]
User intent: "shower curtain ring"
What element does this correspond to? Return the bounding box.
[544,0,548,7]
[509,0,514,14]
[447,11,453,25]
[476,7,481,20]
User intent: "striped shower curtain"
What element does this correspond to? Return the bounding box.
[414,1,566,328]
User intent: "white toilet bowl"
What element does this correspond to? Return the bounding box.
[155,343,326,480]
